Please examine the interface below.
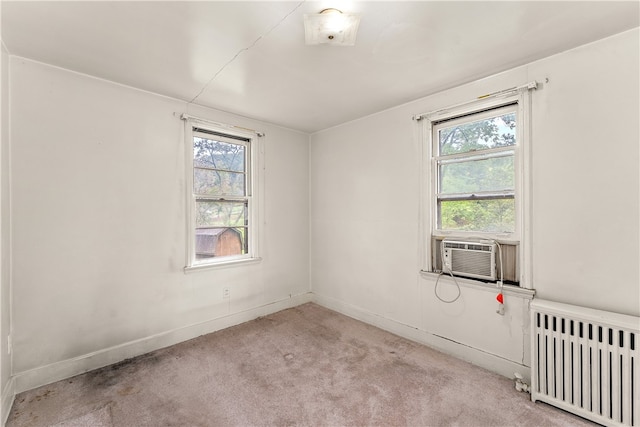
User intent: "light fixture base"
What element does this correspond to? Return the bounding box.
[304,9,361,46]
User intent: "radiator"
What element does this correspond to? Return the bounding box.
[531,299,640,426]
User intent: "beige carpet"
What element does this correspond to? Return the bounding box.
[8,303,595,426]
[50,404,112,427]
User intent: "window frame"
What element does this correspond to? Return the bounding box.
[419,88,533,289]
[183,117,263,272]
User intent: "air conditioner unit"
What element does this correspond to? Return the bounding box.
[442,240,496,281]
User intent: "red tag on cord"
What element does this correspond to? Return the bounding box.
[496,293,504,304]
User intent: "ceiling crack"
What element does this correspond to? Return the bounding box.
[188,0,306,105]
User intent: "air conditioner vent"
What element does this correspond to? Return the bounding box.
[442,240,496,281]
[468,244,491,252]
[443,242,465,249]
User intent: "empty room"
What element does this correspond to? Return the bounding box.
[0,1,639,426]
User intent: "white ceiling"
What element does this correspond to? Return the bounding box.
[2,1,638,133]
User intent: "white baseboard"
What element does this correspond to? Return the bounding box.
[13,292,313,394]
[311,293,530,383]
[1,377,15,427]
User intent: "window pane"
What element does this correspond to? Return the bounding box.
[195,227,246,259]
[439,198,515,232]
[196,201,247,228]
[439,155,514,194]
[439,112,515,156]
[194,169,245,197]
[194,137,245,172]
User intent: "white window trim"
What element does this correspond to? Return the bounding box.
[417,84,535,289]
[182,115,264,272]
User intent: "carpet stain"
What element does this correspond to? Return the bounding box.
[384,335,420,356]
[116,385,137,396]
[85,353,162,389]
[28,389,54,403]
[338,350,368,365]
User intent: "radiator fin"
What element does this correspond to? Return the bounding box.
[531,300,640,426]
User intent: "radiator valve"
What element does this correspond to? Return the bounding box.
[514,373,530,393]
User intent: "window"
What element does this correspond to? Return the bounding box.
[184,117,262,270]
[419,85,534,288]
[434,104,517,234]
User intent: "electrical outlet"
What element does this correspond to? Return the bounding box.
[222,287,230,299]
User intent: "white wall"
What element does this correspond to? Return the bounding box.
[1,15,15,423]
[310,29,639,378]
[527,32,639,313]
[9,58,310,392]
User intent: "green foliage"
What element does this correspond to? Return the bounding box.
[437,111,516,233]
[440,199,515,232]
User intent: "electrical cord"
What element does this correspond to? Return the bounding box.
[434,271,462,303]
[495,240,504,289]
[434,238,505,306]
[434,239,462,303]
[494,240,506,315]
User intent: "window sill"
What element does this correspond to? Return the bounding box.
[419,270,535,299]
[184,257,262,273]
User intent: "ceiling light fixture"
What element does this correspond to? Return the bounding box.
[304,8,361,46]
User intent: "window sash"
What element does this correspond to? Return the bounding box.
[437,192,514,201]
[436,153,515,197]
[193,135,250,196]
[195,199,248,227]
[435,146,514,163]
[433,103,517,157]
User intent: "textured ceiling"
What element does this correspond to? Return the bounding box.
[2,1,638,133]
